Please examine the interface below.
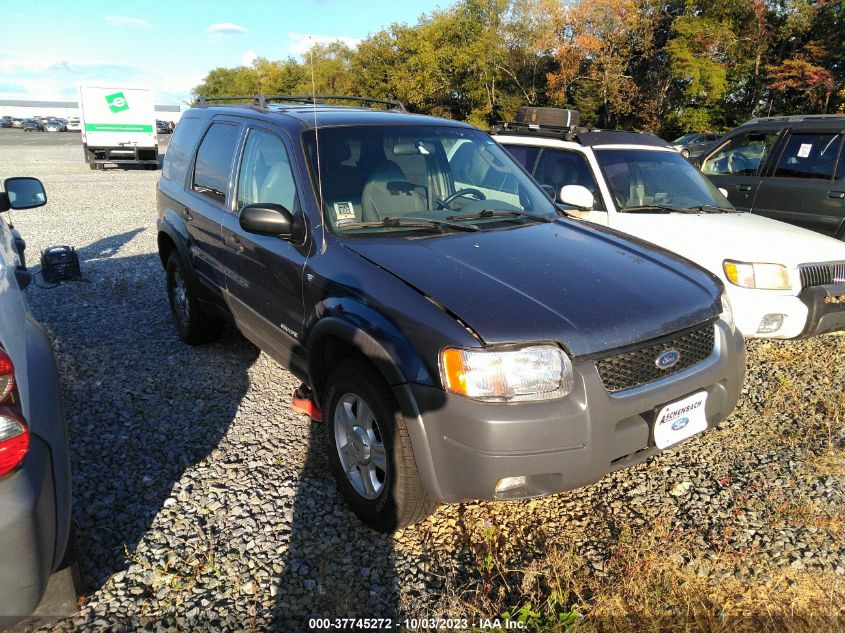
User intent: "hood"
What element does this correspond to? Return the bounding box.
[614,211,845,270]
[340,220,721,357]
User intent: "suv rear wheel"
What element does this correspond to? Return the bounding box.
[165,251,223,344]
[323,359,437,532]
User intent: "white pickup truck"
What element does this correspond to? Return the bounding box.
[78,84,158,170]
[492,108,845,339]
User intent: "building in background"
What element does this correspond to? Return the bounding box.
[0,100,182,124]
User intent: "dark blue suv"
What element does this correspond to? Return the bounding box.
[156,96,745,531]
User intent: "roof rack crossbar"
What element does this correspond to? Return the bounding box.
[194,93,406,111]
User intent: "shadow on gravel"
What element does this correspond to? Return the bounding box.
[28,230,259,598]
[272,425,401,630]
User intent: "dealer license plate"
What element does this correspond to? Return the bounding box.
[653,391,708,449]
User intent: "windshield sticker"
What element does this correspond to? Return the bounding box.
[335,218,356,227]
[333,201,356,221]
[797,143,813,158]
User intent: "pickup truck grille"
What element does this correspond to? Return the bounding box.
[799,262,845,289]
[596,325,715,393]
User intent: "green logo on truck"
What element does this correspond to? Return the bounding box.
[105,92,129,113]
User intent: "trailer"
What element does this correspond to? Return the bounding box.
[78,84,158,170]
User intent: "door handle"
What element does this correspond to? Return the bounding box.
[828,191,845,199]
[736,184,753,192]
[181,207,193,221]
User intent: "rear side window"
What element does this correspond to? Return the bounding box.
[161,116,203,182]
[774,133,843,180]
[192,122,241,204]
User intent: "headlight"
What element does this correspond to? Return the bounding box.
[439,345,573,402]
[723,260,791,290]
[720,289,735,332]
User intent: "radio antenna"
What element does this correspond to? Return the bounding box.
[310,39,327,254]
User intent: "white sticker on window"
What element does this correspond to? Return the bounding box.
[333,201,355,220]
[797,143,813,158]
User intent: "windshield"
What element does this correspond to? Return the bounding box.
[303,125,558,235]
[672,134,698,144]
[595,149,734,212]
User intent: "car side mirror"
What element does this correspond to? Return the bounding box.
[239,203,294,238]
[718,188,729,198]
[2,177,46,211]
[559,185,594,211]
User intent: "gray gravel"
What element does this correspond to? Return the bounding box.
[3,133,844,630]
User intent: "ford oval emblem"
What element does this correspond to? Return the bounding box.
[671,417,689,431]
[656,349,680,369]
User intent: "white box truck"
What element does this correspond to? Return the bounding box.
[78,84,158,170]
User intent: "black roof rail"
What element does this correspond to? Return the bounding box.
[743,113,845,125]
[193,93,406,111]
[490,120,672,149]
[490,120,586,142]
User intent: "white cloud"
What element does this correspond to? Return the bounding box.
[241,50,258,67]
[105,16,151,28]
[207,22,249,44]
[287,32,362,57]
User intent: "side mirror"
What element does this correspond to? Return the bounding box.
[718,187,729,198]
[3,177,46,211]
[239,203,294,238]
[559,185,594,211]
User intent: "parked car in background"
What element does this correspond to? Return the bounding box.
[66,117,81,132]
[0,117,12,129]
[44,119,67,133]
[22,119,44,132]
[156,119,171,134]
[671,132,721,160]
[157,95,745,532]
[496,107,845,340]
[0,177,74,629]
[699,114,845,239]
[10,119,23,129]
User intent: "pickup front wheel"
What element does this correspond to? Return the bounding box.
[323,360,437,532]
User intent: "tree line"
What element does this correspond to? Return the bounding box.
[193,0,845,137]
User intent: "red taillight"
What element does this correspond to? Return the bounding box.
[0,348,13,403]
[0,409,29,477]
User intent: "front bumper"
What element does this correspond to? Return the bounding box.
[400,320,745,503]
[0,437,56,628]
[799,283,845,338]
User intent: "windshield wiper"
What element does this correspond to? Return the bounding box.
[620,204,687,214]
[338,216,480,232]
[446,209,553,223]
[677,205,739,214]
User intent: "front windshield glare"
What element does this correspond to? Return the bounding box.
[303,125,558,234]
[596,149,733,211]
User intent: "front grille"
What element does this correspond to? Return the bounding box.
[800,262,845,289]
[595,325,715,393]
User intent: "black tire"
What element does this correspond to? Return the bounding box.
[165,250,223,345]
[323,360,437,532]
[88,162,101,171]
[681,148,690,159]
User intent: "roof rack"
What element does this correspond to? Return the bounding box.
[194,93,406,111]
[490,120,585,142]
[743,113,845,125]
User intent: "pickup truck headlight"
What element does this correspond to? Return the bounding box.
[723,260,791,290]
[439,345,573,402]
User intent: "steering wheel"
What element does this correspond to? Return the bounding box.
[436,188,486,209]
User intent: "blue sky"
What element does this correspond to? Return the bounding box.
[0,0,443,106]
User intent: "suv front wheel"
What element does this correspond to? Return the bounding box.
[323,359,437,532]
[165,251,223,344]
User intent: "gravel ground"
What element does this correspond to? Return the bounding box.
[3,134,844,630]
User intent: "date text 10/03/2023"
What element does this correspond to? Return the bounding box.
[308,617,527,630]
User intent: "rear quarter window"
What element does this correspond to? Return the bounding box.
[773,133,843,180]
[161,116,204,182]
